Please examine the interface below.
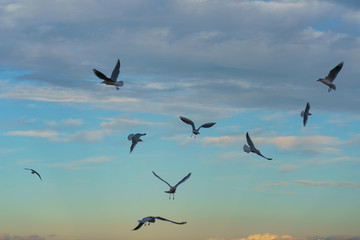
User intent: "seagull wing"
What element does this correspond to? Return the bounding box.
[256,151,272,161]
[246,132,256,149]
[133,222,145,231]
[110,59,120,82]
[93,69,112,81]
[130,139,138,153]
[303,114,308,127]
[198,122,216,130]
[34,171,42,181]
[180,116,196,131]
[303,102,310,126]
[152,171,172,188]
[326,61,343,82]
[174,172,191,188]
[155,217,187,225]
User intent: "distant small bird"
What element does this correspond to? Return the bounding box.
[317,61,343,92]
[93,59,124,90]
[243,132,272,160]
[24,168,42,181]
[300,102,312,127]
[128,133,146,153]
[152,171,191,200]
[179,116,215,137]
[133,216,187,231]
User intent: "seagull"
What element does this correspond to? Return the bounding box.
[93,59,124,90]
[300,102,312,127]
[24,168,42,181]
[133,216,187,231]
[152,171,191,200]
[179,116,215,137]
[128,133,146,153]
[243,132,272,160]
[317,61,344,92]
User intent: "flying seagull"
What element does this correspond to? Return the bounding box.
[152,171,191,200]
[179,116,215,137]
[93,59,124,90]
[128,133,146,153]
[133,216,187,231]
[24,168,42,181]
[300,102,312,127]
[317,61,344,92]
[243,132,272,160]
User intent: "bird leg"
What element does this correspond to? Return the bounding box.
[328,87,331,92]
[169,194,171,200]
[173,195,174,200]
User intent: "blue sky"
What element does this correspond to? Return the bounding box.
[1,0,360,240]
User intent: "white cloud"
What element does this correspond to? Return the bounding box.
[47,156,113,170]
[5,130,58,139]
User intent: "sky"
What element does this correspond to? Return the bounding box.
[1,0,360,239]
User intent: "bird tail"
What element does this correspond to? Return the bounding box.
[127,134,134,141]
[243,145,251,153]
[300,111,305,117]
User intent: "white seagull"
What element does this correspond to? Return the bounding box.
[179,116,215,137]
[300,102,312,127]
[128,133,146,153]
[152,171,191,199]
[317,61,343,92]
[24,168,42,181]
[93,59,124,90]
[243,132,272,160]
[133,216,187,231]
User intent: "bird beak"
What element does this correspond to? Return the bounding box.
[139,139,143,142]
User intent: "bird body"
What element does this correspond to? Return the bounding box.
[317,61,343,92]
[93,59,124,90]
[24,168,42,181]
[128,133,146,153]
[243,132,272,160]
[133,216,187,230]
[179,116,215,137]
[300,102,312,126]
[152,171,191,199]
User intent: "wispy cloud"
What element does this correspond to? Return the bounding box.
[47,156,113,170]
[207,234,360,240]
[294,180,360,188]
[261,180,360,189]
[5,130,59,139]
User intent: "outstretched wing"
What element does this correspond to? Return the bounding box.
[305,102,310,113]
[303,114,308,127]
[303,102,310,126]
[180,116,195,131]
[132,222,145,231]
[34,171,42,181]
[152,171,172,188]
[256,151,272,161]
[130,140,138,153]
[246,132,256,149]
[326,61,343,82]
[155,216,187,225]
[198,122,216,130]
[174,172,191,188]
[110,59,120,82]
[93,69,112,81]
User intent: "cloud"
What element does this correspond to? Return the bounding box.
[233,233,294,240]
[5,130,59,139]
[45,118,83,128]
[206,234,360,240]
[294,180,360,188]
[201,136,240,147]
[47,156,113,170]
[261,180,360,189]
[0,233,55,240]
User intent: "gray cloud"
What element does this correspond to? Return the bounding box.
[1,0,360,117]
